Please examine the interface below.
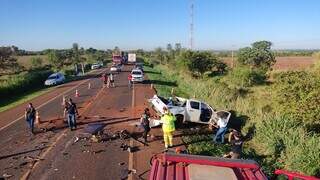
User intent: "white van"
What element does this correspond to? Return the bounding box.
[44,72,65,86]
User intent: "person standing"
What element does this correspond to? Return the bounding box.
[109,73,115,87]
[25,103,36,134]
[102,73,107,87]
[140,108,151,144]
[128,74,132,88]
[64,98,79,130]
[213,117,228,144]
[161,107,176,150]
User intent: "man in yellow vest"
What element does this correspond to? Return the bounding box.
[161,106,176,150]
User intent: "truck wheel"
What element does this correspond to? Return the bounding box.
[175,115,184,129]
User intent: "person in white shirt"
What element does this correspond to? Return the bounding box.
[213,117,228,144]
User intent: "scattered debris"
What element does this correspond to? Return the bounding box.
[54,168,58,171]
[63,152,69,156]
[90,135,99,143]
[74,137,79,143]
[2,173,13,178]
[93,150,105,154]
[118,162,125,166]
[19,162,28,167]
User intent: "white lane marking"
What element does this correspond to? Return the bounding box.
[0,69,106,132]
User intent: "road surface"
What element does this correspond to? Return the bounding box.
[0,65,184,180]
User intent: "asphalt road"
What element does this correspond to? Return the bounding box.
[0,65,156,180]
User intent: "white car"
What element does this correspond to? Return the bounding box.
[131,68,144,83]
[44,73,65,86]
[110,64,122,73]
[149,95,231,126]
[91,62,102,70]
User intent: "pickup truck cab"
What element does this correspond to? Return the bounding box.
[149,95,230,126]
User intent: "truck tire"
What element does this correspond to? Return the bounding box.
[175,114,184,129]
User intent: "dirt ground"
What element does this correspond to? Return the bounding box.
[222,56,315,71]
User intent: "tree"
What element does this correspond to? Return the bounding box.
[0,46,21,74]
[113,46,120,54]
[237,40,275,72]
[175,43,182,53]
[30,57,43,69]
[177,51,223,77]
[166,44,173,52]
[154,47,165,64]
[47,50,63,70]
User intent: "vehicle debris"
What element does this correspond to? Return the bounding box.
[2,173,13,178]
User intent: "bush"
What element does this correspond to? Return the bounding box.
[0,70,52,99]
[223,66,266,88]
[272,71,320,128]
[253,114,320,176]
[30,57,43,69]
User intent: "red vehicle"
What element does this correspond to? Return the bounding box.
[112,53,123,64]
[149,153,319,180]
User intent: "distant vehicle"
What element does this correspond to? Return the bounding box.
[131,68,144,83]
[44,72,65,86]
[128,53,136,64]
[112,53,123,64]
[110,64,122,73]
[91,62,103,70]
[149,95,231,126]
[134,62,144,72]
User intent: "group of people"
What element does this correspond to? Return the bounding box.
[25,98,79,134]
[140,106,243,158]
[140,106,176,150]
[102,73,115,88]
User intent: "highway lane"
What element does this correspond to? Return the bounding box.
[0,67,108,179]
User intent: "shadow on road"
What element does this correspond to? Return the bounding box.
[143,80,177,87]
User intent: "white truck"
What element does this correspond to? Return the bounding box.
[149,95,231,127]
[128,53,136,64]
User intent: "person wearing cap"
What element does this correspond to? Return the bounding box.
[25,103,36,134]
[223,131,243,159]
[161,106,176,150]
[64,98,79,130]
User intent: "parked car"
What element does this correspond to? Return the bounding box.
[91,62,102,70]
[44,72,65,86]
[110,64,122,73]
[131,68,144,83]
[149,95,231,126]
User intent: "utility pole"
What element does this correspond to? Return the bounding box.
[231,45,235,68]
[189,0,194,50]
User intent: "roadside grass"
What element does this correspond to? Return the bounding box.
[145,63,320,177]
[0,87,52,112]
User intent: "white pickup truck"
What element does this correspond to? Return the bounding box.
[149,95,231,127]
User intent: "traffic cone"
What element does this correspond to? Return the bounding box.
[75,89,80,97]
[88,82,91,89]
[35,111,41,124]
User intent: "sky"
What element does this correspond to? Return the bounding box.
[0,0,320,51]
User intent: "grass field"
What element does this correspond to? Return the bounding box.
[15,55,49,69]
[222,56,315,70]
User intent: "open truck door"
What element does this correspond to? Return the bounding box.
[186,100,201,122]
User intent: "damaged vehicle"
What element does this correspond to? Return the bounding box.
[149,95,231,127]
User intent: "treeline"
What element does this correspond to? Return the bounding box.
[143,41,320,177]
